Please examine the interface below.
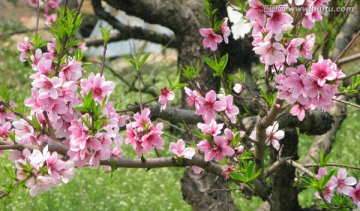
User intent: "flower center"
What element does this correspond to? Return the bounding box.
[93,87,102,96]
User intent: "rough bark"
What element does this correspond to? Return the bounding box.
[181,170,238,211]
[268,128,300,211]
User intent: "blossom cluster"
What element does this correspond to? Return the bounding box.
[246,0,331,70]
[244,0,345,121]
[184,86,245,165]
[6,36,129,196]
[10,146,74,196]
[199,18,231,51]
[276,58,344,121]
[315,168,360,208]
[125,108,165,156]
[184,88,239,124]
[22,0,62,26]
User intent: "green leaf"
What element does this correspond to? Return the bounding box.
[323,152,333,165]
[100,26,111,44]
[166,75,173,89]
[4,167,16,180]
[181,61,200,80]
[203,56,217,70]
[31,115,42,131]
[192,130,210,140]
[80,116,91,129]
[124,50,150,71]
[229,172,245,182]
[246,161,255,178]
[309,154,319,165]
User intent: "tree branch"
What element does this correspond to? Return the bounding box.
[91,0,177,48]
[1,140,270,200]
[103,0,200,35]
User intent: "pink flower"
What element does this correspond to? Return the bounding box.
[31,75,62,100]
[45,14,57,26]
[290,104,306,121]
[169,139,195,159]
[266,7,293,34]
[17,37,33,62]
[0,105,15,124]
[309,56,338,86]
[316,167,328,180]
[224,128,245,145]
[27,176,53,197]
[199,28,223,51]
[184,87,201,108]
[315,180,336,203]
[301,34,315,59]
[253,37,285,66]
[60,57,83,82]
[80,73,114,103]
[197,119,224,136]
[46,38,57,58]
[331,168,357,195]
[221,164,233,179]
[246,0,266,27]
[191,166,203,174]
[286,38,304,65]
[233,83,243,94]
[158,87,175,111]
[349,182,360,205]
[197,136,235,162]
[0,121,12,141]
[141,123,165,154]
[221,18,231,44]
[32,59,53,78]
[196,90,226,123]
[276,65,309,106]
[265,121,284,151]
[217,94,239,124]
[12,119,34,144]
[30,49,43,70]
[302,7,322,29]
[133,108,151,128]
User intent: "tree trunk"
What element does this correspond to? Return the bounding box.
[269,128,300,211]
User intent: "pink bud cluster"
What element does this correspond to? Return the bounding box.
[315,168,359,208]
[199,18,231,51]
[276,57,345,121]
[10,146,74,197]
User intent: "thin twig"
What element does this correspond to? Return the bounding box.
[35,0,40,36]
[337,69,360,81]
[286,160,315,177]
[333,98,360,109]
[334,30,360,63]
[100,41,107,76]
[304,163,360,171]
[137,71,143,112]
[338,53,360,66]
